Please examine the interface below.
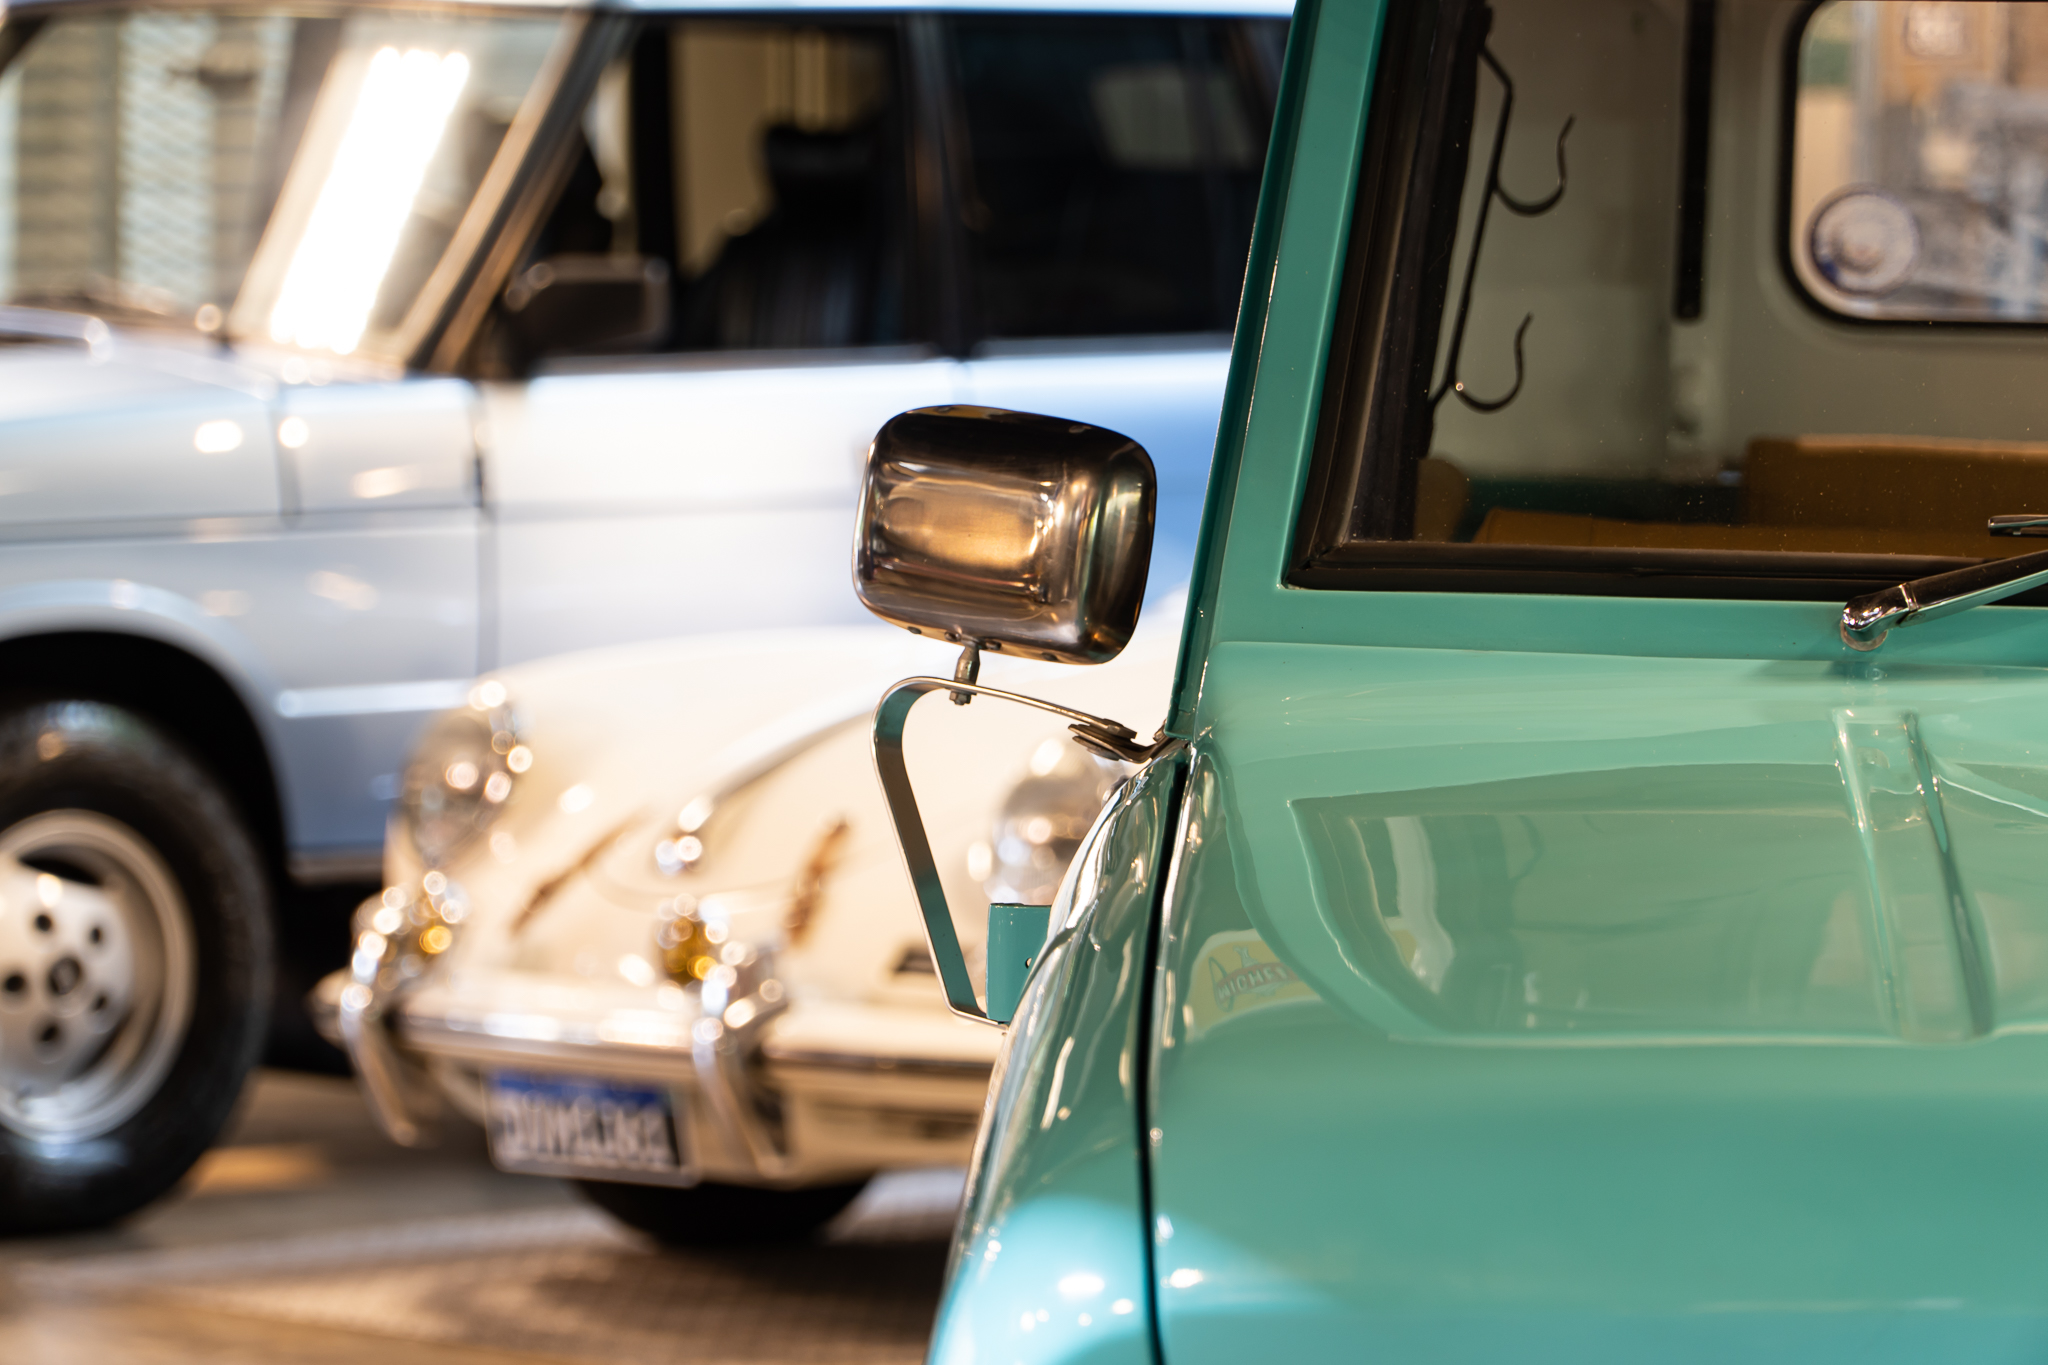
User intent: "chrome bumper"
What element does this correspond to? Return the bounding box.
[312,950,995,1184]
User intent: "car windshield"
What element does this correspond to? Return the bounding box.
[0,5,568,359]
[1296,0,2048,592]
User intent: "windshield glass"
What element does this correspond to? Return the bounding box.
[0,6,566,358]
[1300,0,2048,588]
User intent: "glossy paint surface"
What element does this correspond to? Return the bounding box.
[1151,644,2048,1358]
[1125,0,2048,1352]
[929,756,1182,1365]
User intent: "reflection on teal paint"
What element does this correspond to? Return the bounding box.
[1295,765,1896,1037]
[929,759,1182,1365]
[1146,643,2048,1364]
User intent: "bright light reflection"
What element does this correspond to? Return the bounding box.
[193,420,244,453]
[1058,1272,1104,1299]
[1168,1268,1204,1289]
[269,48,470,355]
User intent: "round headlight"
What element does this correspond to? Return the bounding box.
[978,737,1124,905]
[400,684,526,866]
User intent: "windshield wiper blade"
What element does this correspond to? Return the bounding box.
[1841,516,2048,650]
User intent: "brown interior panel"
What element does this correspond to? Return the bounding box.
[1469,435,2048,559]
[1746,436,2048,534]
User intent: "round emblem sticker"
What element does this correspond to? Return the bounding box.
[1808,189,1921,296]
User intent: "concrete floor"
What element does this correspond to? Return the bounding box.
[0,1071,958,1364]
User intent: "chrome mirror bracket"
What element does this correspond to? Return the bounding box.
[872,676,1172,1026]
[950,643,981,706]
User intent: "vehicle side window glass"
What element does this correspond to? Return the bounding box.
[1296,0,2048,586]
[1791,1,2048,322]
[0,7,565,360]
[944,15,1283,342]
[499,19,913,365]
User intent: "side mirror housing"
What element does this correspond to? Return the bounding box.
[859,407,1161,1028]
[853,406,1155,666]
[501,253,670,361]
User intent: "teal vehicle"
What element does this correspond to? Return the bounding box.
[851,0,2048,1359]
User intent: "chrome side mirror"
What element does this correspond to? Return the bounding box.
[853,406,1155,667]
[856,407,1167,1028]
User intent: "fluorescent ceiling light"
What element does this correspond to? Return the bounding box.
[267,47,470,355]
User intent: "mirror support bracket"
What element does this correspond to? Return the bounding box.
[949,643,981,705]
[872,676,1172,1026]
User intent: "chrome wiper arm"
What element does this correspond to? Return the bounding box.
[1841,516,2048,651]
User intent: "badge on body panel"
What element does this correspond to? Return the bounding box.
[1186,930,1318,1039]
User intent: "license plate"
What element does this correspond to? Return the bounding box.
[484,1071,692,1185]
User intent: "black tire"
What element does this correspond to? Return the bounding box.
[0,701,272,1235]
[575,1175,869,1247]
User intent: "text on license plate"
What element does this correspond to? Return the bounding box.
[485,1071,690,1183]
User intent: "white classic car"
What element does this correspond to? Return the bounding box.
[316,595,1178,1242]
[0,0,1281,1230]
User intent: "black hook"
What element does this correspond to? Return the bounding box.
[1449,314,1531,413]
[1430,49,1572,416]
[1497,114,1573,216]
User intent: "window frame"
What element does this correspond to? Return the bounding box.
[439,10,942,374]
[1287,0,2046,603]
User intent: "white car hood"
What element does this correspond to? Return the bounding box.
[413,601,1185,1010]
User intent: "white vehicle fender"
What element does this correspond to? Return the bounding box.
[0,577,289,749]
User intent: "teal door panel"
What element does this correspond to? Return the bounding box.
[931,758,1184,1365]
[1150,639,2048,1361]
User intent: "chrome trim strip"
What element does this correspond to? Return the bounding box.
[275,679,472,719]
[0,305,109,354]
[396,1001,993,1086]
[400,1012,704,1082]
[760,1044,993,1081]
[289,847,385,885]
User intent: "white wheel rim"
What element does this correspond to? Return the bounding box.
[0,811,196,1141]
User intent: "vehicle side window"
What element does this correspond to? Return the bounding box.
[943,15,1284,342]
[0,7,565,359]
[494,18,916,366]
[1293,0,2048,596]
[1791,1,2048,323]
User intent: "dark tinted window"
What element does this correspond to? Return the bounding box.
[946,15,1284,341]
[496,19,916,365]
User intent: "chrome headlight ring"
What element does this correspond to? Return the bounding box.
[400,682,530,868]
[974,736,1126,906]
[349,872,469,995]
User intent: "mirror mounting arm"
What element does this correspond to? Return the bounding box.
[949,643,980,705]
[872,675,1174,1026]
